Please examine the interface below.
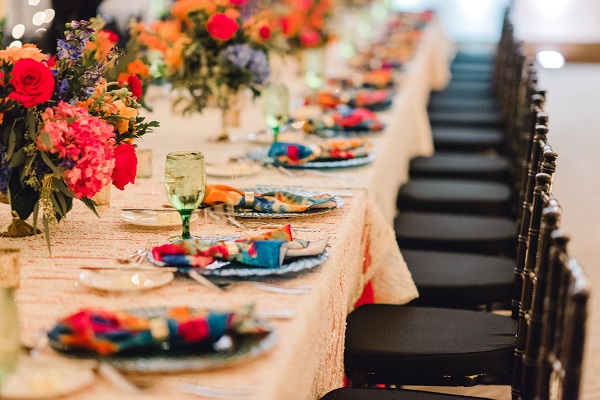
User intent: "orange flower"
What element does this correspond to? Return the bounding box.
[86,30,117,61]
[171,0,215,20]
[164,38,190,72]
[0,44,48,63]
[153,20,184,43]
[112,100,139,134]
[127,60,150,79]
[224,8,240,20]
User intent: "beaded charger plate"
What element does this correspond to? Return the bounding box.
[148,243,329,280]
[246,146,375,169]
[233,187,344,218]
[48,306,277,373]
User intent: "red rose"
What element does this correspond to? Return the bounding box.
[111,143,138,190]
[128,75,143,101]
[46,56,56,68]
[102,29,119,43]
[259,25,271,39]
[300,29,321,47]
[120,74,143,101]
[9,58,55,108]
[207,13,238,40]
[229,0,247,5]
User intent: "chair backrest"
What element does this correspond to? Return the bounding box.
[513,195,560,399]
[529,233,590,400]
[511,118,558,319]
[512,122,556,318]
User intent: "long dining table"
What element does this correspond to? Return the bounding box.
[1,16,452,400]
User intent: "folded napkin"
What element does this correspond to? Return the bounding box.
[317,89,393,111]
[361,69,394,89]
[347,89,393,111]
[203,184,337,213]
[151,225,328,269]
[268,138,372,165]
[332,107,385,132]
[47,305,269,356]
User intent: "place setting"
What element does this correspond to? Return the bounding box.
[105,151,337,296]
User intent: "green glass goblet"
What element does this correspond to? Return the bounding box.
[164,152,206,241]
[261,83,290,143]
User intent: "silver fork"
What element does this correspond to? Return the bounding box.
[222,281,311,294]
[135,241,158,266]
[276,165,355,180]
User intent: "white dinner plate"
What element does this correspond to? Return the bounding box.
[206,162,263,178]
[246,131,305,145]
[0,356,95,399]
[119,210,198,228]
[79,269,174,291]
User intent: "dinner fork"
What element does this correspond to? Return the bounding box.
[275,165,356,180]
[220,281,312,294]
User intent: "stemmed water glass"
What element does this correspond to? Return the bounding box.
[164,152,206,241]
[261,83,290,143]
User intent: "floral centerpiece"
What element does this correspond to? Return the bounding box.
[0,21,159,246]
[279,0,332,51]
[134,0,277,119]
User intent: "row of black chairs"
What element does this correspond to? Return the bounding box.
[319,9,589,400]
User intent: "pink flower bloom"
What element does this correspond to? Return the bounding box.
[37,102,117,199]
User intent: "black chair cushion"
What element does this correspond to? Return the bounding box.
[321,388,492,400]
[448,70,493,82]
[432,126,504,152]
[428,97,497,112]
[397,179,512,216]
[429,110,504,128]
[450,63,494,75]
[394,212,516,255]
[345,305,517,377]
[409,153,510,181]
[401,249,514,306]
[437,81,494,94]
[453,52,495,64]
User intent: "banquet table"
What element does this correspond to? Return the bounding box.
[0,16,451,400]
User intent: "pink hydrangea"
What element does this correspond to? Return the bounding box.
[37,101,116,199]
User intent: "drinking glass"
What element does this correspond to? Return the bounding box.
[164,152,206,241]
[261,83,290,143]
[302,47,326,94]
[0,249,20,389]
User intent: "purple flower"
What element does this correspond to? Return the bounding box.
[56,20,94,61]
[56,79,69,99]
[59,158,75,170]
[57,39,83,61]
[221,44,270,86]
[0,145,9,195]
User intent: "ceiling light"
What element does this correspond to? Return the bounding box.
[536,50,565,69]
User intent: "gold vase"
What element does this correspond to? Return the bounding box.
[0,211,41,237]
[212,87,241,143]
[1,193,41,237]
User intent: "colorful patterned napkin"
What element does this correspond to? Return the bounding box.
[47,305,269,356]
[268,138,372,165]
[361,69,394,88]
[332,107,385,132]
[203,184,337,213]
[316,89,393,111]
[151,225,328,269]
[347,89,393,111]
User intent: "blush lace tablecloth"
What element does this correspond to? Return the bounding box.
[0,17,451,400]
